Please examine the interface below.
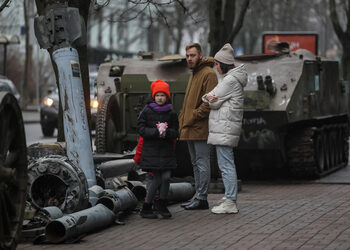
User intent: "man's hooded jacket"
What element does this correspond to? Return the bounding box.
[178,57,218,140]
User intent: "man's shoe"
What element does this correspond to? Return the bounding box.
[180,200,193,208]
[184,198,209,210]
[211,199,238,214]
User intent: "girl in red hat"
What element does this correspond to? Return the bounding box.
[138,80,179,219]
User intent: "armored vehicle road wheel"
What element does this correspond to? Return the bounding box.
[95,94,123,153]
[287,124,349,179]
[0,92,27,250]
[314,132,325,173]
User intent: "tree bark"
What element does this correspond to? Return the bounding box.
[208,0,250,56]
[109,13,114,50]
[97,8,103,47]
[329,0,350,80]
[23,0,29,106]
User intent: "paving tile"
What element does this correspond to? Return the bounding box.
[17,182,350,249]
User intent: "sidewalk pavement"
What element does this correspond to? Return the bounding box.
[22,109,40,124]
[18,168,350,250]
[19,107,350,249]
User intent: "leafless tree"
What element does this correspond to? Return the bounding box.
[208,0,250,56]
[329,0,350,80]
[230,0,341,58]
[88,0,204,54]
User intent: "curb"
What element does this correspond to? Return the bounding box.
[23,120,40,124]
[22,105,40,112]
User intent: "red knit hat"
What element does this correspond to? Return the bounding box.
[150,80,170,99]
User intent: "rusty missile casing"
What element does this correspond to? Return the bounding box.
[53,47,96,188]
[35,5,96,188]
[104,177,123,190]
[168,183,195,202]
[88,185,105,207]
[41,206,64,220]
[125,180,147,201]
[98,159,137,178]
[97,187,138,213]
[45,204,115,243]
[125,181,195,203]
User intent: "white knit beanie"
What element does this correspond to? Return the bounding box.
[214,43,235,65]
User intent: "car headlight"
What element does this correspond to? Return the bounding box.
[43,97,54,107]
[91,99,99,109]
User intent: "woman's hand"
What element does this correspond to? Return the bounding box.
[160,131,166,138]
[206,93,218,103]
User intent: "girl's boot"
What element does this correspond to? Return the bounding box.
[155,199,172,218]
[140,202,157,219]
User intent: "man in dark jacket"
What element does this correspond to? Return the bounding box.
[178,43,218,210]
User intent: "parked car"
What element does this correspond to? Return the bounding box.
[40,74,98,136]
[0,75,21,102]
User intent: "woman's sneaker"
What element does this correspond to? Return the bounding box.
[211,199,238,214]
[218,196,226,204]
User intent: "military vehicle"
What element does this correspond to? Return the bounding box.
[235,49,349,178]
[94,49,349,179]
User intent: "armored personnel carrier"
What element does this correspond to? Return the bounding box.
[94,50,349,179]
[235,49,349,178]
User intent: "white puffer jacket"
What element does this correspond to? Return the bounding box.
[202,64,247,147]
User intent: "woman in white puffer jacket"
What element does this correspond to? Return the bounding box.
[202,43,247,214]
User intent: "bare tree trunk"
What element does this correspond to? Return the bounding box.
[97,8,103,47]
[23,0,29,106]
[162,28,170,53]
[329,0,350,80]
[147,24,155,51]
[208,0,250,56]
[109,13,114,50]
[87,11,92,47]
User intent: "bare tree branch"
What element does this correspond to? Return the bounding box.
[0,0,11,13]
[93,0,110,11]
[228,0,250,44]
[98,0,198,25]
[329,0,347,41]
[346,0,350,33]
[153,1,170,27]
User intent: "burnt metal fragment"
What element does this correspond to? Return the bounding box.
[45,204,114,243]
[27,155,89,214]
[97,187,138,214]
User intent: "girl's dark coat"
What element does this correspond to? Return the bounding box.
[137,103,179,171]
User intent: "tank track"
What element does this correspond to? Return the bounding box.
[95,94,112,153]
[287,123,349,178]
